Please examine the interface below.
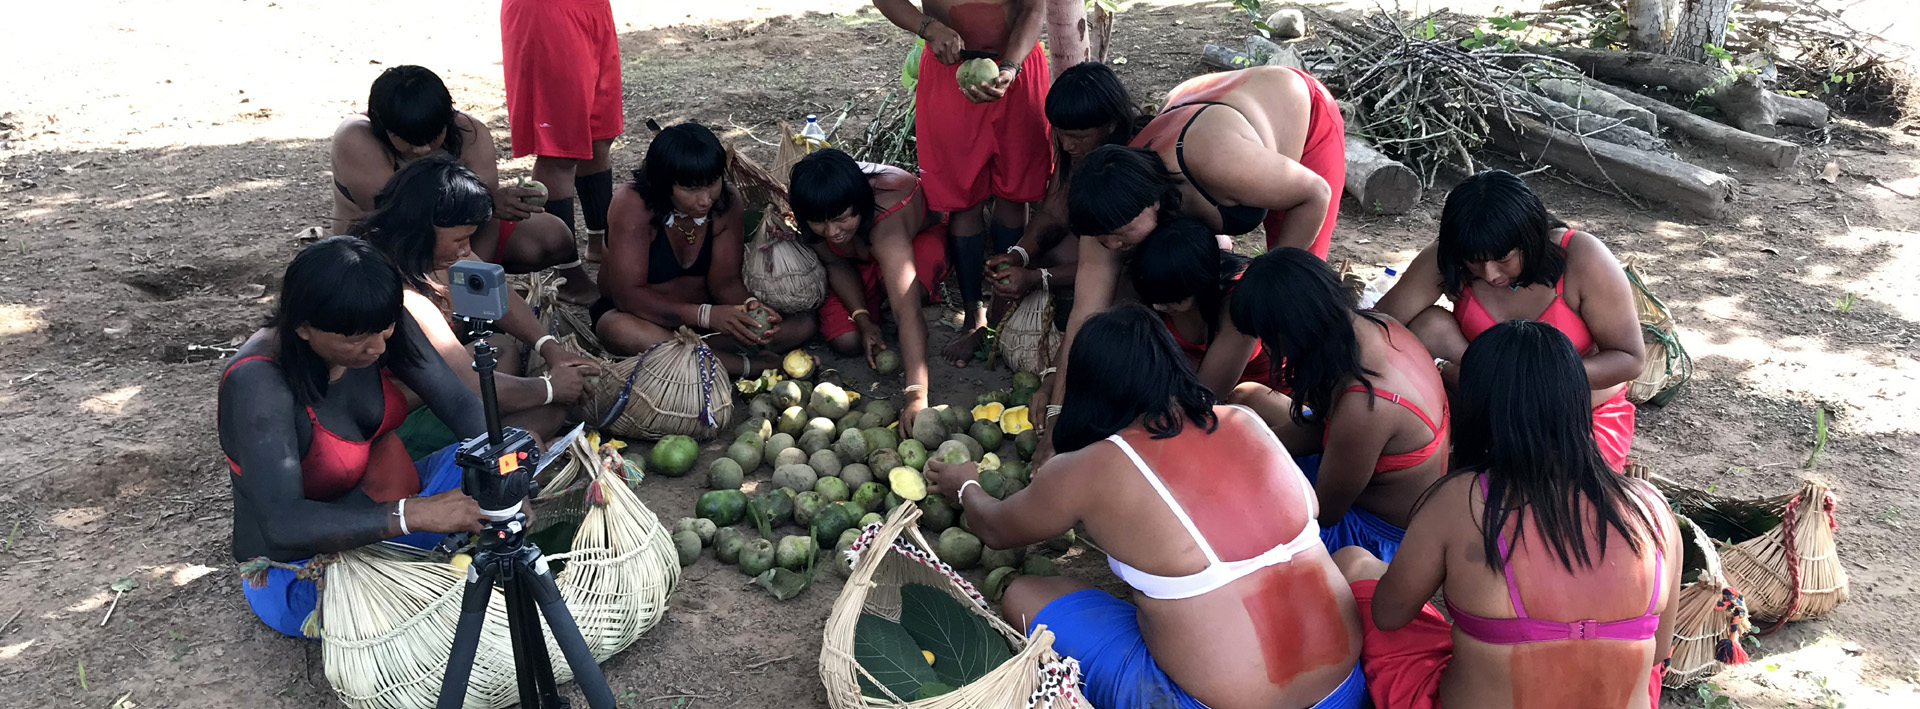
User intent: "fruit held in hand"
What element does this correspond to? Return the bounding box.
[956,57,999,91]
[874,349,903,376]
[514,176,549,208]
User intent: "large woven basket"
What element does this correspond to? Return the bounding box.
[318,435,680,709]
[1623,258,1691,407]
[1662,513,1755,689]
[995,291,1061,376]
[742,208,827,314]
[582,326,734,441]
[821,503,1090,709]
[1717,480,1847,626]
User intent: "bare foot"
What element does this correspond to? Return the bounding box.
[943,326,988,368]
[557,266,600,306]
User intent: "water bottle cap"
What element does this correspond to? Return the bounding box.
[806,114,819,122]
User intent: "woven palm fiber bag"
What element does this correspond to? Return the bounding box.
[742,207,828,315]
[995,291,1061,376]
[1622,257,1692,407]
[523,269,605,369]
[821,503,1089,709]
[1661,513,1756,689]
[1652,475,1847,628]
[311,434,680,709]
[581,326,735,441]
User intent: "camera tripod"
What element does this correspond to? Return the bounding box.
[435,315,615,709]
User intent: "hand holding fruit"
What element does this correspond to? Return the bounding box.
[403,488,486,535]
[963,69,1015,104]
[900,395,928,440]
[858,319,887,369]
[712,303,773,345]
[923,20,964,65]
[545,361,598,405]
[540,345,602,376]
[494,178,548,222]
[925,459,981,506]
[989,263,1040,299]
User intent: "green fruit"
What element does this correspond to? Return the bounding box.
[810,382,852,419]
[751,489,795,526]
[809,449,844,479]
[857,411,885,430]
[738,538,776,576]
[980,544,1025,570]
[933,439,971,466]
[793,491,830,527]
[1015,430,1039,461]
[868,448,903,474]
[650,435,699,477]
[884,491,906,511]
[773,447,808,471]
[1000,460,1031,485]
[834,428,871,463]
[773,464,818,493]
[714,527,746,564]
[1011,370,1041,393]
[778,406,808,437]
[805,416,836,437]
[833,535,859,578]
[746,305,775,339]
[984,566,1020,602]
[839,463,875,488]
[672,530,702,567]
[937,527,983,569]
[770,380,806,410]
[838,413,864,438]
[933,404,965,432]
[672,517,699,536]
[898,439,929,470]
[911,410,947,447]
[747,394,779,422]
[815,475,851,503]
[708,457,745,490]
[838,528,863,548]
[695,490,748,526]
[776,535,816,572]
[1022,555,1058,576]
[1000,478,1026,499]
[956,57,999,90]
[948,433,984,461]
[811,503,859,548]
[976,390,1009,406]
[762,433,796,467]
[516,177,550,208]
[978,469,1007,499]
[736,417,772,444]
[1047,530,1075,552]
[859,512,883,528]
[874,349,903,376]
[889,466,929,502]
[724,441,760,473]
[969,419,1004,452]
[691,518,718,545]
[864,427,900,453]
[917,495,956,532]
[851,481,888,512]
[865,399,898,425]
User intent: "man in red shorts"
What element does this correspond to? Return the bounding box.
[501,0,624,265]
[875,0,1052,366]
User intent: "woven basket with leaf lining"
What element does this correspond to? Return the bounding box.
[822,503,1089,709]
[580,326,734,441]
[313,435,680,709]
[1650,475,1847,629]
[995,290,1061,376]
[1623,257,1692,407]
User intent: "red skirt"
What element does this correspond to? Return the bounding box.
[912,44,1053,211]
[501,0,624,159]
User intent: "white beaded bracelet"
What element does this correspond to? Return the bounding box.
[1007,245,1030,267]
[534,335,557,353]
[959,479,982,501]
[697,303,712,329]
[396,498,411,536]
[540,373,554,405]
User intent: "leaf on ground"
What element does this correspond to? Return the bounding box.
[753,568,810,600]
[110,577,138,593]
[853,613,936,699]
[898,583,1013,686]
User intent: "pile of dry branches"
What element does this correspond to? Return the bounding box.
[852,89,918,170]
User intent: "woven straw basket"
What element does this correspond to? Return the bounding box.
[1718,480,1848,625]
[319,434,680,709]
[523,270,605,367]
[582,326,734,441]
[1623,257,1692,407]
[742,209,828,314]
[821,503,1090,709]
[1662,513,1754,688]
[995,291,1061,376]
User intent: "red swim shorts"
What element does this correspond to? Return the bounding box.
[913,44,1053,212]
[501,0,624,160]
[1593,387,1636,473]
[1263,66,1345,258]
[819,220,950,341]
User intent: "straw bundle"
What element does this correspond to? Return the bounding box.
[1719,480,1848,627]
[524,270,605,365]
[995,291,1061,376]
[1663,514,1755,689]
[821,503,1088,709]
[583,326,734,441]
[1623,258,1691,407]
[741,209,828,314]
[319,435,680,709]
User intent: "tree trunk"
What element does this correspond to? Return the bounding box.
[1046,0,1088,79]
[1088,4,1113,64]
[1549,46,1829,136]
[1488,115,1738,219]
[1582,79,1801,169]
[1666,0,1731,62]
[1628,0,1667,54]
[1344,138,1423,215]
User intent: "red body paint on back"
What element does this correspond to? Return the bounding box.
[1510,644,1643,708]
[1242,565,1351,684]
[944,2,1012,55]
[1121,410,1309,561]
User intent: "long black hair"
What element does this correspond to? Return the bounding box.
[1436,170,1569,298]
[631,122,734,241]
[1229,248,1387,426]
[366,65,464,163]
[1131,218,1248,339]
[350,155,493,294]
[1053,303,1218,453]
[789,148,878,245]
[1445,320,1657,573]
[1046,62,1145,149]
[1067,145,1183,237]
[270,236,421,409]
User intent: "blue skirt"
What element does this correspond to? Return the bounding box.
[241,444,466,638]
[1295,454,1409,563]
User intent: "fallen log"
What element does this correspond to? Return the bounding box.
[1344,137,1422,214]
[1519,93,1668,153]
[1488,115,1738,219]
[1543,46,1829,137]
[1580,79,1801,169]
[1535,78,1658,134]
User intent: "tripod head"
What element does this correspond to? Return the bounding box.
[447,262,542,524]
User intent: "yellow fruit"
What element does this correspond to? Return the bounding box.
[980,452,1001,471]
[922,650,935,665]
[889,466,928,502]
[971,402,1005,422]
[449,553,473,572]
[999,406,1034,435]
[782,350,815,379]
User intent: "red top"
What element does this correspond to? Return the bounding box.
[823,177,924,264]
[1161,313,1272,385]
[221,355,414,501]
[1318,319,1448,473]
[1454,230,1596,354]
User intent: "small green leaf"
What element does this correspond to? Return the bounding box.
[854,614,936,699]
[111,577,139,593]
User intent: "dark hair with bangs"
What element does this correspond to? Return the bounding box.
[271,236,421,409]
[350,155,493,294]
[1130,218,1248,339]
[789,149,877,244]
[1228,248,1387,426]
[631,122,734,240]
[1437,320,1658,574]
[1436,170,1568,298]
[1053,303,1218,453]
[366,66,464,163]
[1047,62,1144,147]
[1067,145,1183,237]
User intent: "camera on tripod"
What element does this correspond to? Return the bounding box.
[447,261,540,516]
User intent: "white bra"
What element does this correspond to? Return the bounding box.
[1104,407,1321,600]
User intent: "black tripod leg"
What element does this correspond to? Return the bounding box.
[503,566,567,708]
[436,564,497,709]
[525,559,616,709]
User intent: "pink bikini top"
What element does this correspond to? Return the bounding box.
[1445,475,1665,644]
[1453,229,1597,355]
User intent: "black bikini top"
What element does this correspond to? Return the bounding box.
[648,215,716,284]
[1170,101,1268,237]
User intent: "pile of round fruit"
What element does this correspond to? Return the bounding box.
[667,355,1064,600]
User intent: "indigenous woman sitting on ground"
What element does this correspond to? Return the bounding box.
[352,156,602,454]
[1375,170,1644,471]
[1129,217,1271,394]
[330,65,596,304]
[924,303,1368,709]
[219,237,490,637]
[592,122,813,376]
[790,148,949,432]
[1225,248,1448,563]
[1337,320,1678,709]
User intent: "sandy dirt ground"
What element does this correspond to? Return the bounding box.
[1,1,1917,707]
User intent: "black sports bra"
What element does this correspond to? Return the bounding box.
[1170,101,1268,237]
[648,216,715,284]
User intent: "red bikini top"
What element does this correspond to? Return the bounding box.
[1454,229,1596,354]
[1160,312,1272,385]
[1318,319,1448,474]
[221,355,412,501]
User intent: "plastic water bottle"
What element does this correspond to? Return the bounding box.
[799,114,829,150]
[1358,267,1398,310]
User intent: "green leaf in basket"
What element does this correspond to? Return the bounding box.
[898,583,1013,686]
[854,613,937,700]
